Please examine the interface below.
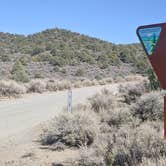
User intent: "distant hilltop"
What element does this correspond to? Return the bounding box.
[0,28,148,81]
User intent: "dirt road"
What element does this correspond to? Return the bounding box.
[0,84,119,141]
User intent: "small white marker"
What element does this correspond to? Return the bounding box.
[67,87,72,112]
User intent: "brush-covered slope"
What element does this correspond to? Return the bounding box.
[0,28,149,81]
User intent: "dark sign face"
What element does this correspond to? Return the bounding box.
[137,23,166,89]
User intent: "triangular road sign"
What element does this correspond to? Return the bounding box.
[137,23,166,140]
[137,26,162,55]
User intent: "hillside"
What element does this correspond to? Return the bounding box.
[0,28,149,82]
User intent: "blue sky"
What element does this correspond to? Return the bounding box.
[0,0,165,43]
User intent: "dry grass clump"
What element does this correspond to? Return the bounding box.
[81,79,96,87]
[56,80,70,91]
[103,77,113,84]
[44,79,70,92]
[132,91,163,121]
[89,90,116,113]
[119,80,149,104]
[114,76,126,83]
[73,80,82,88]
[0,80,26,97]
[125,75,148,82]
[46,79,58,91]
[98,79,107,85]
[40,110,100,150]
[27,79,47,93]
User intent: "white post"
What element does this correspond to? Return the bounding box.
[67,86,72,112]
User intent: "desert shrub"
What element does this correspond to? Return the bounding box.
[98,79,106,85]
[89,90,116,113]
[11,61,29,82]
[107,52,121,65]
[27,79,46,93]
[82,79,94,87]
[95,75,103,80]
[98,77,113,85]
[67,135,110,166]
[12,69,29,83]
[0,54,11,62]
[97,53,119,69]
[31,47,45,56]
[140,157,166,166]
[92,79,99,86]
[119,81,149,104]
[73,80,82,88]
[98,61,109,69]
[46,80,58,91]
[118,48,131,63]
[77,52,95,64]
[73,79,96,88]
[69,147,106,166]
[49,56,66,67]
[111,122,166,166]
[34,73,43,79]
[40,110,100,149]
[114,76,126,83]
[18,56,30,66]
[53,66,60,72]
[81,79,91,86]
[88,88,132,128]
[134,55,149,75]
[103,77,113,84]
[75,68,85,77]
[106,108,131,128]
[73,80,95,88]
[59,68,66,74]
[32,52,52,62]
[0,80,26,97]
[132,91,163,121]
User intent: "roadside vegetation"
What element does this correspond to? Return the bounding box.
[39,79,166,166]
[0,75,145,99]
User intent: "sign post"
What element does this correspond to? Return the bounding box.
[164,96,166,139]
[137,23,166,139]
[67,86,72,112]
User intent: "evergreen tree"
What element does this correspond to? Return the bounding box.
[147,68,160,90]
